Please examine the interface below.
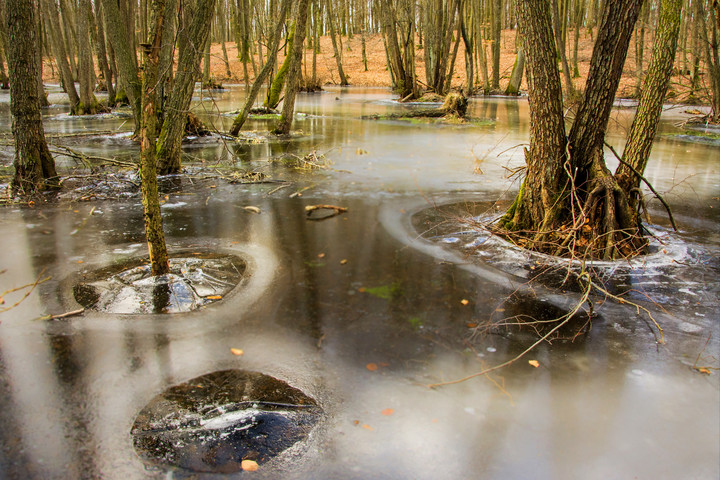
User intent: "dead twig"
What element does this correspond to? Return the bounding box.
[427,273,593,388]
[0,273,51,314]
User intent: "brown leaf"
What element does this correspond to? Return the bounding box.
[528,360,540,368]
[366,363,378,371]
[466,322,478,328]
[230,348,244,356]
[340,259,348,265]
[241,459,259,471]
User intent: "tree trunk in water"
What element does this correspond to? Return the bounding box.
[502,0,646,260]
[491,0,501,90]
[617,0,683,196]
[140,0,170,277]
[6,0,58,195]
[264,21,295,109]
[156,0,217,175]
[43,0,80,110]
[100,0,141,132]
[326,0,349,85]
[228,0,291,135]
[93,0,116,107]
[273,0,310,135]
[75,0,103,114]
[505,47,525,95]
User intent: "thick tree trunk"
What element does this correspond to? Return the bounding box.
[140,0,170,276]
[6,0,58,195]
[502,0,647,260]
[273,0,310,135]
[156,0,217,175]
[502,0,568,234]
[228,0,291,135]
[617,0,683,195]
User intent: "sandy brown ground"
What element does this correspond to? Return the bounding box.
[42,29,707,103]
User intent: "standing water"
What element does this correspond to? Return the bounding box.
[0,85,718,479]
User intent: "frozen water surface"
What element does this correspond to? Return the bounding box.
[0,86,717,479]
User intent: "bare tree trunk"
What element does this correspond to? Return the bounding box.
[6,0,58,195]
[43,0,80,110]
[140,0,170,276]
[505,46,525,95]
[228,0,291,134]
[326,0,349,85]
[93,0,116,106]
[75,0,104,114]
[273,0,310,135]
[156,0,217,174]
[100,0,141,131]
[618,0,683,194]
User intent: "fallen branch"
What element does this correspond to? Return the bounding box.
[36,308,85,321]
[427,273,593,388]
[305,205,348,221]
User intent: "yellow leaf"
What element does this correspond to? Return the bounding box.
[695,367,712,375]
[528,360,540,368]
[340,259,348,265]
[317,253,325,258]
[206,295,223,300]
[460,299,469,305]
[361,424,374,431]
[381,408,394,416]
[241,459,259,471]
[230,348,244,356]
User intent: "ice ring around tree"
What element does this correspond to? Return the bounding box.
[72,252,247,314]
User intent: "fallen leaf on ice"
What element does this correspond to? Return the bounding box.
[460,299,469,305]
[528,360,540,368]
[243,205,261,214]
[381,408,395,416]
[230,348,244,356]
[206,295,222,300]
[362,424,374,431]
[241,459,259,471]
[340,259,348,265]
[366,363,378,371]
[317,253,325,258]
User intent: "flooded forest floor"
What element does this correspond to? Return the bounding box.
[0,86,718,479]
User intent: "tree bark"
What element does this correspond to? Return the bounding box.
[100,0,141,131]
[502,0,647,260]
[43,0,80,109]
[156,0,217,175]
[140,0,170,276]
[75,0,104,114]
[228,0,291,135]
[326,0,349,85]
[6,0,58,195]
[617,0,683,194]
[273,0,310,135]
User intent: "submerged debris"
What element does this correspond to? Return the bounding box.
[132,369,322,473]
